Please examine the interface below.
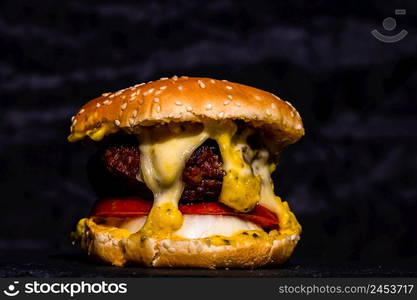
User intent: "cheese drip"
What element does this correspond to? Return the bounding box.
[208,121,261,212]
[137,124,209,237]
[252,150,301,234]
[129,120,299,240]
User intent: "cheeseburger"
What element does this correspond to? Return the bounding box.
[68,76,304,268]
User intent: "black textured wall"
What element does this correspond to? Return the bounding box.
[1,0,416,264]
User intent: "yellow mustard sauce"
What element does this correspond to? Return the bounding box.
[210,122,261,212]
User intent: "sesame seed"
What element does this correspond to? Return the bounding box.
[226,85,232,90]
[160,77,168,80]
[156,105,161,112]
[168,247,176,253]
[155,90,162,95]
[144,88,154,96]
[114,120,121,126]
[129,97,135,102]
[181,76,189,79]
[290,111,295,117]
[121,102,127,110]
[162,241,170,249]
[109,94,115,98]
[96,103,101,108]
[153,97,160,103]
[79,109,85,114]
[132,110,138,117]
[72,119,77,125]
[129,118,135,125]
[296,123,302,130]
[227,95,233,99]
[129,87,135,91]
[186,106,193,112]
[198,80,206,88]
[71,116,75,122]
[255,95,261,100]
[206,103,213,110]
[223,100,230,105]
[159,86,167,90]
[103,100,112,105]
[235,102,241,107]
[210,79,215,84]
[266,109,272,116]
[218,112,225,118]
[172,75,178,81]
[175,101,182,106]
[115,90,122,96]
[121,95,126,99]
[102,93,110,97]
[222,79,228,82]
[178,85,183,91]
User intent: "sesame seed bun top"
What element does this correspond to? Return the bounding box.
[68,76,304,147]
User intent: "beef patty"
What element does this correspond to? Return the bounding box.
[101,139,225,202]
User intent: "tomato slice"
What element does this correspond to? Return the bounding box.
[90,197,152,217]
[90,197,279,229]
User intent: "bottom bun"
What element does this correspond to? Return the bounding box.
[72,217,300,268]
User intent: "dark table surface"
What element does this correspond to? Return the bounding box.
[1,251,416,278]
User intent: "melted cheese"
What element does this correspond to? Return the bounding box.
[83,120,302,242]
[129,120,268,241]
[252,149,301,234]
[136,123,209,238]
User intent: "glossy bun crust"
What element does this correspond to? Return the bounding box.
[68,76,304,147]
[73,218,300,268]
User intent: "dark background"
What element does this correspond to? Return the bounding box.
[1,0,416,269]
